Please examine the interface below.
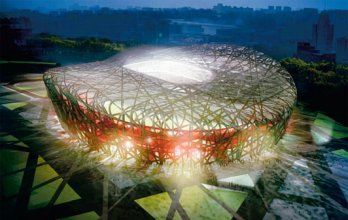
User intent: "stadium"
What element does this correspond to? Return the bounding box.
[43,44,297,165]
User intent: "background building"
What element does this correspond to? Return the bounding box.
[312,12,334,54]
[336,37,348,64]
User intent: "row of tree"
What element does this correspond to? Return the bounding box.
[281,58,348,125]
[29,33,125,53]
[281,58,348,88]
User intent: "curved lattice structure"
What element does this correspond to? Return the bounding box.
[44,44,297,165]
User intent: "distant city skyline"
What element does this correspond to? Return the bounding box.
[1,0,348,11]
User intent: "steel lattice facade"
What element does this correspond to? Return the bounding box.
[44,44,297,165]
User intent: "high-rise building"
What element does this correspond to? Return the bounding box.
[268,6,275,11]
[312,12,334,54]
[283,6,292,12]
[336,37,348,64]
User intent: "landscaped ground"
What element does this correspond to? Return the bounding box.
[1,74,348,219]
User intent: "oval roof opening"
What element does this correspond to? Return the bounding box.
[123,60,213,84]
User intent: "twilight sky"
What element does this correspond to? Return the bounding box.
[1,0,348,11]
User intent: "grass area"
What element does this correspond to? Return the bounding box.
[13,81,48,98]
[61,212,100,220]
[333,149,348,159]
[135,185,247,219]
[2,102,28,111]
[0,132,81,212]
[314,113,348,139]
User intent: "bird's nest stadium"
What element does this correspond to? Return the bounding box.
[43,44,297,165]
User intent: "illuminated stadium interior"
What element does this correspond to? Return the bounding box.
[43,44,297,165]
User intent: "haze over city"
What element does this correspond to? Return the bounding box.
[2,0,348,11]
